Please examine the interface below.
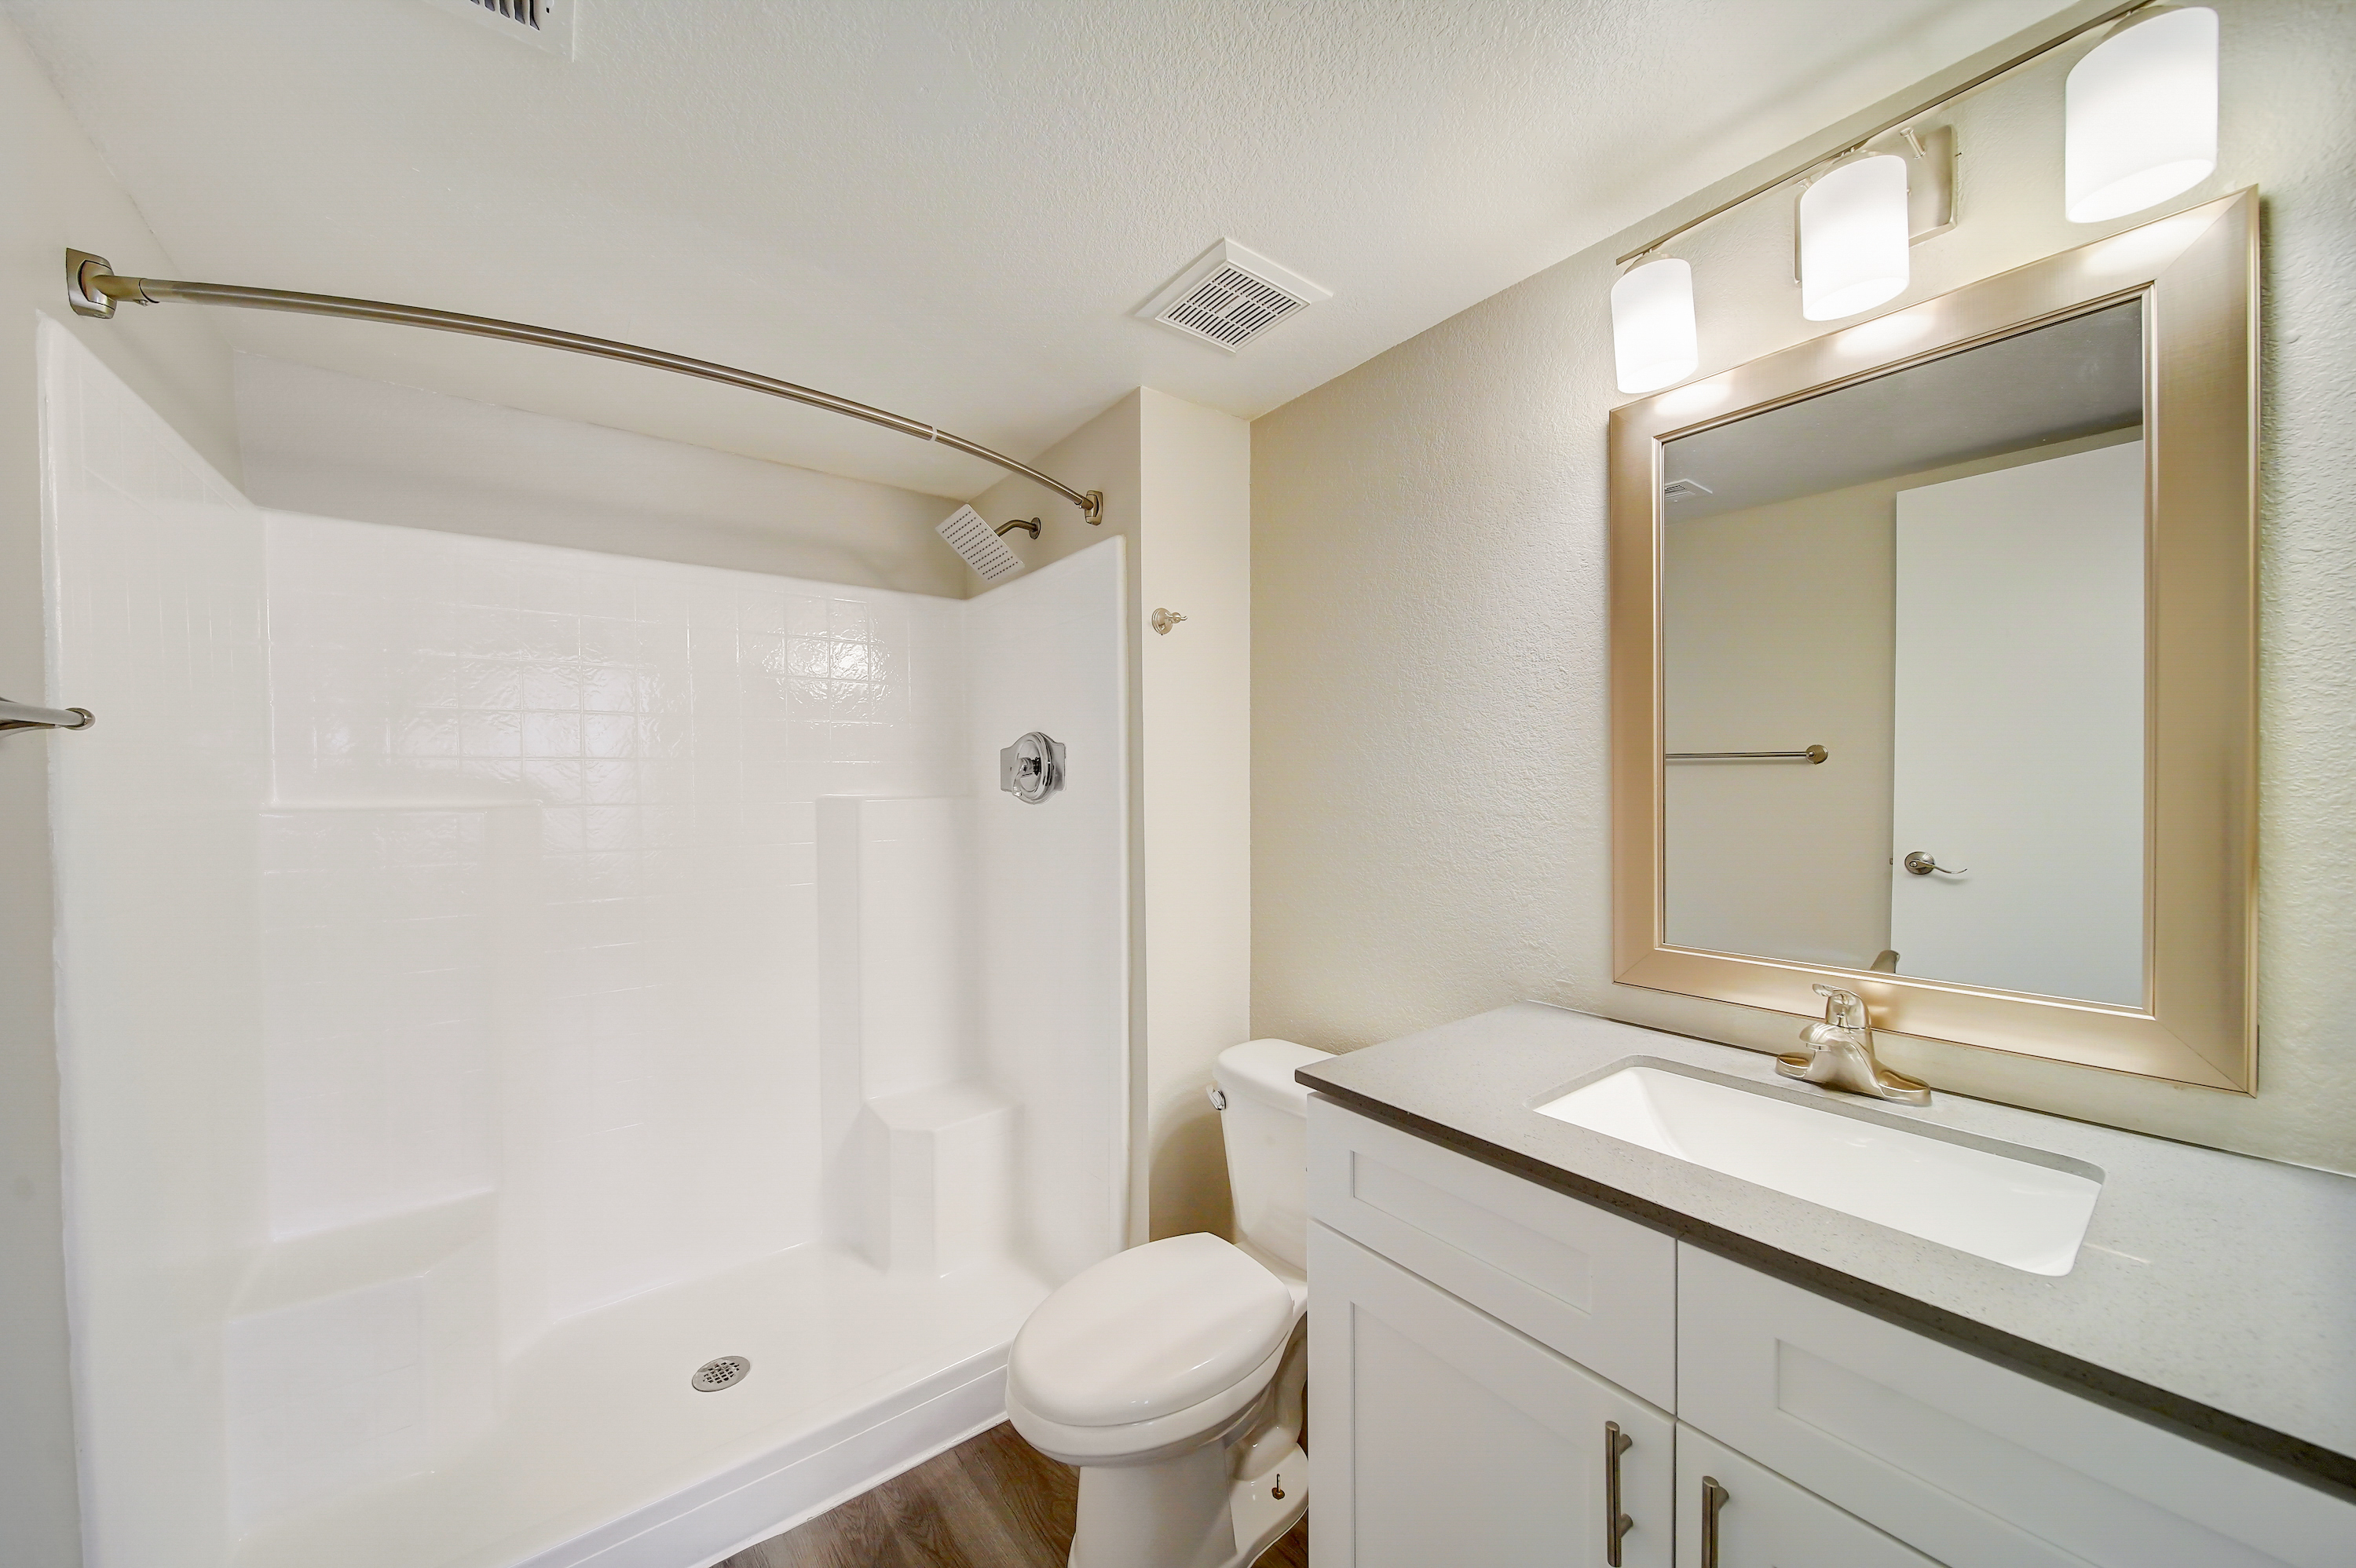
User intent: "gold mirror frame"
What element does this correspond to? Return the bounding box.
[1610,190,2257,1091]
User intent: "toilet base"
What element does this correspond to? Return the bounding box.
[1066,1440,1308,1568]
[1226,1441,1308,1568]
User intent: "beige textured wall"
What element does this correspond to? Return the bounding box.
[0,16,244,1564]
[1134,391,1253,1242]
[1253,0,2356,1175]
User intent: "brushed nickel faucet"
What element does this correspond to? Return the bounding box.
[1776,984,1931,1106]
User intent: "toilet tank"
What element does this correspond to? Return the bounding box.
[1214,1038,1334,1274]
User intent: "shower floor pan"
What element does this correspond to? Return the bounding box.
[230,1245,1053,1568]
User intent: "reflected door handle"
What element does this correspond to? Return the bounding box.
[1903,850,1968,875]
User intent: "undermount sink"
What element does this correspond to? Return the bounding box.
[1534,1062,2103,1276]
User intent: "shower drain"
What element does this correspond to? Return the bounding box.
[690,1355,752,1393]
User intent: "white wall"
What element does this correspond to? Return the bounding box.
[966,542,1132,1282]
[1252,0,2356,1174]
[0,15,243,1564]
[236,354,968,596]
[971,389,1251,1243]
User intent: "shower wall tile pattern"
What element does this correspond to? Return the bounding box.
[263,518,964,1314]
[258,807,507,1239]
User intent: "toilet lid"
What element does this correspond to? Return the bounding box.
[1009,1234,1293,1427]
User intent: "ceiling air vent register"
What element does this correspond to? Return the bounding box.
[1139,240,1331,354]
[423,0,574,56]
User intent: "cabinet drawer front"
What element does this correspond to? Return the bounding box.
[1309,1223,1674,1568]
[1678,1245,2356,1568]
[1308,1100,1677,1407]
[1675,1422,1938,1568]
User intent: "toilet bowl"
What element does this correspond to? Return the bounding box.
[1007,1038,1331,1568]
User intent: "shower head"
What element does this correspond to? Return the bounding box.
[936,504,1029,583]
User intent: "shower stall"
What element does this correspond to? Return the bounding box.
[39,321,1129,1568]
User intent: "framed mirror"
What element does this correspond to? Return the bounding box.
[1610,191,2255,1091]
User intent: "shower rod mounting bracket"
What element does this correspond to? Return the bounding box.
[65,250,1109,527]
[66,250,124,318]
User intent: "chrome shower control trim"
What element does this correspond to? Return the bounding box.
[1000,731,1066,804]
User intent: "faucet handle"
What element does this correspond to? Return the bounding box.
[1811,984,1868,1029]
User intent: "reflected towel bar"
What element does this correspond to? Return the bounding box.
[1,696,95,733]
[1666,745,1827,764]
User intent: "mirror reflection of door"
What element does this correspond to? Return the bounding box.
[1891,442,2144,1006]
[1659,300,2146,1006]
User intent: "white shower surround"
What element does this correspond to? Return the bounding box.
[40,321,1128,1568]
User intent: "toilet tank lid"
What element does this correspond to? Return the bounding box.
[1214,1038,1333,1114]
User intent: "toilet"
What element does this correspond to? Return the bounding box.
[1007,1038,1332,1568]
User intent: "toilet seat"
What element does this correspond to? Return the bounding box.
[1008,1332,1289,1467]
[1007,1234,1298,1467]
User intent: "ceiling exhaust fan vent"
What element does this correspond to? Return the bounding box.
[1138,240,1331,354]
[423,0,573,55]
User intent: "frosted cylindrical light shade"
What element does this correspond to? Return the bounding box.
[1799,155,1910,321]
[2065,7,2219,223]
[1610,258,1698,394]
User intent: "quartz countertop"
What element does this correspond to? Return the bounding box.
[1297,1002,2356,1485]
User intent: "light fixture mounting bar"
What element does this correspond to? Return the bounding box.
[1615,0,2154,266]
[63,250,1104,527]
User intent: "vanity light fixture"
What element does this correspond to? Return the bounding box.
[1598,4,2226,371]
[1798,155,1912,320]
[2065,6,2219,222]
[1609,258,1699,394]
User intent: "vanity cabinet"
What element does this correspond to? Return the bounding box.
[1307,1095,1676,1405]
[1674,1423,1938,1567]
[1308,1224,1674,1567]
[1307,1101,2356,1568]
[1677,1244,2356,1568]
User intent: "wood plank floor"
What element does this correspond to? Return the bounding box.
[721,1421,1309,1568]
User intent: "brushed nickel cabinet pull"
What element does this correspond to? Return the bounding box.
[1604,1420,1634,1566]
[1702,1475,1730,1567]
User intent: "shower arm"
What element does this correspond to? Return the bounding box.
[64,250,1105,528]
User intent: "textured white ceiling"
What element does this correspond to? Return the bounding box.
[8,0,2076,499]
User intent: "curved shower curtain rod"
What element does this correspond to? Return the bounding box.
[64,249,1105,528]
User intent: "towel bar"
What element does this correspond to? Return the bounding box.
[1664,745,1827,763]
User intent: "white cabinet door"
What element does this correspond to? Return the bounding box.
[1309,1223,1674,1568]
[1675,1422,1939,1568]
[1308,1100,1678,1408]
[1678,1244,2356,1568]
